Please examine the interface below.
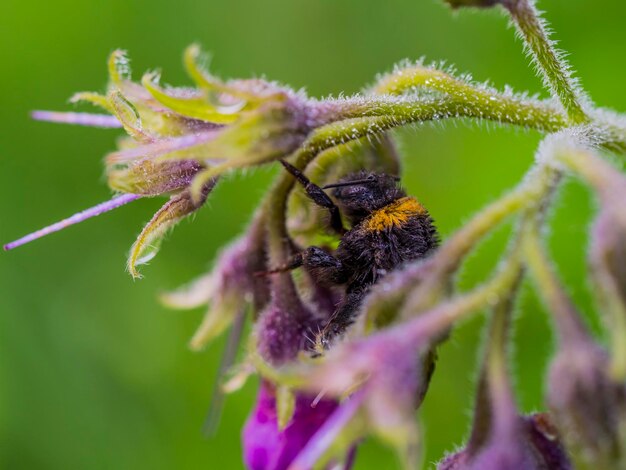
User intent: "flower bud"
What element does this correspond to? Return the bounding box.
[547,339,626,468]
[438,414,571,470]
[108,159,204,196]
[284,330,437,467]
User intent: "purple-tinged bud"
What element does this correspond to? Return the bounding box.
[547,338,626,468]
[438,414,571,470]
[162,214,269,350]
[555,145,626,379]
[108,159,204,196]
[256,276,320,366]
[242,381,339,470]
[286,330,436,467]
[470,415,571,470]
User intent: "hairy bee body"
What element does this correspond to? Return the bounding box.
[278,163,439,345]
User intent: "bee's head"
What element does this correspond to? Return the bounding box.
[324,171,405,224]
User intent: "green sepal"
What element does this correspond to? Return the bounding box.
[69,91,114,113]
[142,71,243,124]
[109,91,154,143]
[127,187,211,278]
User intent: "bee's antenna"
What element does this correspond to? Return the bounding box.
[322,174,401,189]
[322,176,376,189]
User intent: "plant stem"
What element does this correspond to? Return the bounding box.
[505,0,589,124]
[522,222,591,345]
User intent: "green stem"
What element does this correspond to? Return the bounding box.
[554,146,624,196]
[522,221,591,345]
[391,163,557,319]
[506,0,589,124]
[399,243,525,344]
[337,94,566,133]
[484,272,522,436]
[373,65,568,131]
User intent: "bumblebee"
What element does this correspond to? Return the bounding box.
[273,160,439,346]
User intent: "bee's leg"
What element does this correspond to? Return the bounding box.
[301,246,348,285]
[280,159,346,236]
[317,290,366,349]
[255,252,303,276]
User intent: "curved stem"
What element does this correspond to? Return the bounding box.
[373,66,567,131]
[397,244,525,345]
[522,222,591,345]
[430,163,557,277]
[505,0,589,124]
[484,272,523,438]
[335,94,565,134]
[554,146,625,196]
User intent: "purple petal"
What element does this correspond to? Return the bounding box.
[242,382,339,470]
[289,389,366,470]
[4,193,140,251]
[32,110,122,128]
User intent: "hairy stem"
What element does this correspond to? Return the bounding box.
[485,273,522,437]
[505,0,589,124]
[398,245,525,345]
[373,65,567,130]
[522,221,591,345]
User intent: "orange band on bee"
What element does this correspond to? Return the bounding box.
[364,197,426,231]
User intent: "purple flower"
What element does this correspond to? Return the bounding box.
[243,381,340,470]
[5,46,348,278]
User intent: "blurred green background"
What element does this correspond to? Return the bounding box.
[1,0,625,468]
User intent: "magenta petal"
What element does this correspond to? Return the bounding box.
[242,382,338,470]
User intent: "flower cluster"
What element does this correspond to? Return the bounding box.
[6,0,626,468]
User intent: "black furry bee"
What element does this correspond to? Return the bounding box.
[273,160,439,347]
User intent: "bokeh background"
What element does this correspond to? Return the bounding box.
[1,0,625,468]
